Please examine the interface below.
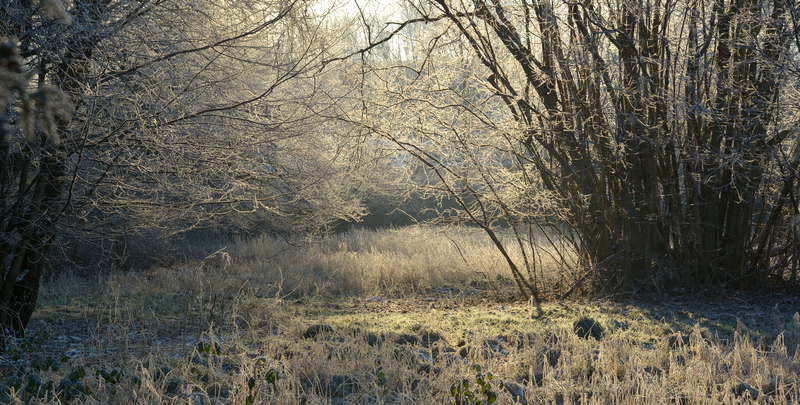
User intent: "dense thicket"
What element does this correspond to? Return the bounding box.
[352,0,800,298]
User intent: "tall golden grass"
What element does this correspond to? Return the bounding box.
[231,225,571,298]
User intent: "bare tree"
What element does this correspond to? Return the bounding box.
[0,0,365,336]
[346,0,800,299]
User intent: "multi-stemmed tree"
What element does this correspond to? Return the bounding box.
[351,0,800,299]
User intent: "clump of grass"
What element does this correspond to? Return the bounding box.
[573,316,604,340]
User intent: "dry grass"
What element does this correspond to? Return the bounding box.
[1,226,799,404]
[232,225,570,298]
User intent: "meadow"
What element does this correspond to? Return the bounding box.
[1,226,798,404]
